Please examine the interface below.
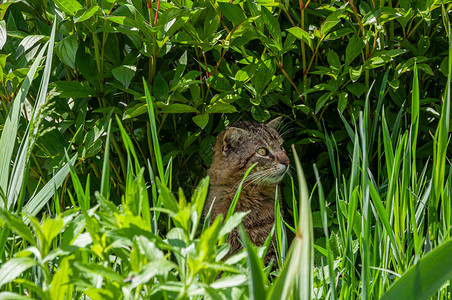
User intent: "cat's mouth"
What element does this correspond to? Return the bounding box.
[257,164,289,184]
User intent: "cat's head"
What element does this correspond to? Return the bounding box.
[219,117,290,185]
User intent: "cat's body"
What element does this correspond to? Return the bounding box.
[204,117,290,265]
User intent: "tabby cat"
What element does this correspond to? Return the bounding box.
[204,117,290,265]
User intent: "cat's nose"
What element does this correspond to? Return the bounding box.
[280,154,290,166]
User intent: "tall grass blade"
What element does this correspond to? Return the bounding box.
[0,43,48,206]
[144,78,165,183]
[239,226,267,300]
[430,18,451,241]
[100,120,112,200]
[313,164,337,300]
[6,21,56,210]
[268,146,313,300]
[22,155,77,218]
[293,145,314,300]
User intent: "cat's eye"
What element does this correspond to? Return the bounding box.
[256,147,268,156]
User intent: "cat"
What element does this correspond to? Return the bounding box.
[204,116,290,265]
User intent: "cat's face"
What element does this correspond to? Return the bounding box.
[221,117,290,185]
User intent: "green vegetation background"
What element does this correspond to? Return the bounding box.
[1,0,452,299]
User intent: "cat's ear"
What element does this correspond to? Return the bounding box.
[222,127,247,153]
[266,116,282,130]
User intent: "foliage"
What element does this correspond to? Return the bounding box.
[1,0,452,299]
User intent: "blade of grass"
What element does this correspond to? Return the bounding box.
[239,225,267,300]
[0,43,48,206]
[313,164,337,300]
[100,120,112,200]
[144,78,165,184]
[6,20,56,210]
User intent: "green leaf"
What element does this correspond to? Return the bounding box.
[205,103,237,114]
[112,65,136,89]
[153,75,169,101]
[327,50,341,69]
[22,155,77,218]
[219,211,248,238]
[53,0,83,16]
[74,6,101,23]
[0,20,6,50]
[0,37,47,201]
[55,35,78,69]
[346,34,365,65]
[192,114,209,129]
[349,65,363,82]
[130,260,176,289]
[218,3,246,26]
[261,7,281,49]
[0,292,32,300]
[0,209,35,246]
[74,262,123,282]
[239,226,267,300]
[251,106,270,122]
[52,81,99,98]
[338,92,348,113]
[123,103,148,119]
[287,27,312,50]
[0,257,37,287]
[381,238,452,300]
[49,257,73,300]
[162,104,199,114]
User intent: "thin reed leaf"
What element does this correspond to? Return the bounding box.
[100,120,112,200]
[313,164,337,300]
[239,226,267,300]
[144,78,165,184]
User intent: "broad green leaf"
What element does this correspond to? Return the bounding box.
[74,6,101,23]
[0,257,37,287]
[153,75,169,101]
[346,34,365,65]
[123,103,148,119]
[261,7,281,49]
[287,27,312,50]
[130,260,176,288]
[0,20,6,50]
[349,65,363,82]
[112,65,136,89]
[218,3,246,26]
[52,81,99,98]
[0,209,35,246]
[320,9,343,37]
[205,103,237,114]
[192,114,209,129]
[49,257,73,300]
[53,0,83,16]
[381,238,452,300]
[251,106,270,122]
[219,211,248,238]
[55,35,78,69]
[162,104,199,114]
[74,262,123,282]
